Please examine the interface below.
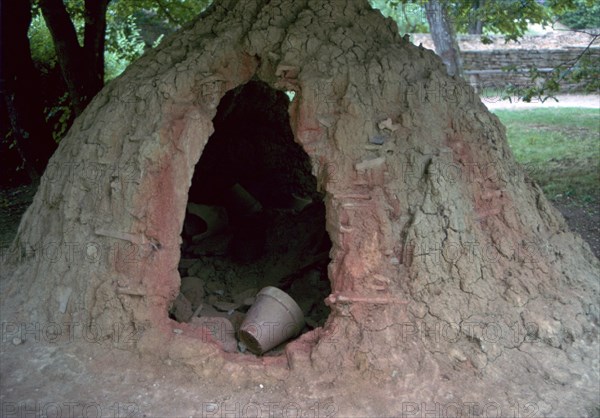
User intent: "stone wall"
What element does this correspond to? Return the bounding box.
[462,47,600,92]
[410,32,599,93]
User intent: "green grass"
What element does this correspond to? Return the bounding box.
[493,108,600,204]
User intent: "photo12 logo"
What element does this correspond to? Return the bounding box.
[1,401,140,418]
[395,320,540,346]
[1,320,144,346]
[199,401,337,418]
[403,239,548,266]
[39,159,140,209]
[43,160,139,186]
[1,240,156,267]
[400,401,540,418]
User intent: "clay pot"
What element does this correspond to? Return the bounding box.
[238,286,305,355]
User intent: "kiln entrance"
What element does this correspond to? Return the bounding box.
[172,80,332,355]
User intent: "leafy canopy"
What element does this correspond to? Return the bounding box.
[556,0,600,29]
[109,0,211,27]
[369,0,428,33]
[370,0,587,41]
[29,0,212,81]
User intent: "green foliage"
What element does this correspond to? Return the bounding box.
[103,0,213,78]
[27,0,212,144]
[371,0,584,39]
[29,0,208,81]
[369,0,429,33]
[46,93,73,142]
[28,11,71,144]
[104,15,146,80]
[449,0,562,41]
[568,50,600,92]
[557,0,600,29]
[28,12,57,68]
[370,1,597,100]
[502,39,600,102]
[110,0,212,27]
[153,34,165,48]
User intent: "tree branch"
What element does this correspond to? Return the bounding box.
[425,0,463,77]
[84,0,111,94]
[40,0,111,115]
[1,0,57,179]
[38,0,87,113]
[554,33,599,81]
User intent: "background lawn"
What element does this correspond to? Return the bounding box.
[493,108,600,204]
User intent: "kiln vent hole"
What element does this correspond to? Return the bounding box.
[172,80,332,355]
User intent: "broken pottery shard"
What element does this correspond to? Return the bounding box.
[95,228,144,245]
[190,316,237,352]
[183,215,207,237]
[355,157,386,171]
[224,183,262,217]
[290,194,313,211]
[170,293,193,322]
[188,259,214,278]
[186,203,228,240]
[180,277,205,307]
[212,300,242,312]
[400,112,412,127]
[317,115,334,128]
[234,288,258,305]
[370,274,391,291]
[378,117,400,132]
[196,304,221,318]
[57,286,72,314]
[369,134,386,145]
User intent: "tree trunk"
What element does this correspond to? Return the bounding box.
[468,0,485,35]
[83,0,110,98]
[2,0,598,413]
[39,0,109,115]
[425,0,463,77]
[0,0,57,182]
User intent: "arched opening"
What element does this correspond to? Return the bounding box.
[171,80,332,355]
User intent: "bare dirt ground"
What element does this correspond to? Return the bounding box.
[554,197,600,259]
[0,337,348,418]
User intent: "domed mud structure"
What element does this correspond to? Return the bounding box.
[2,0,598,414]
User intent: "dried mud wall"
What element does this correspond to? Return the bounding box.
[2,0,598,411]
